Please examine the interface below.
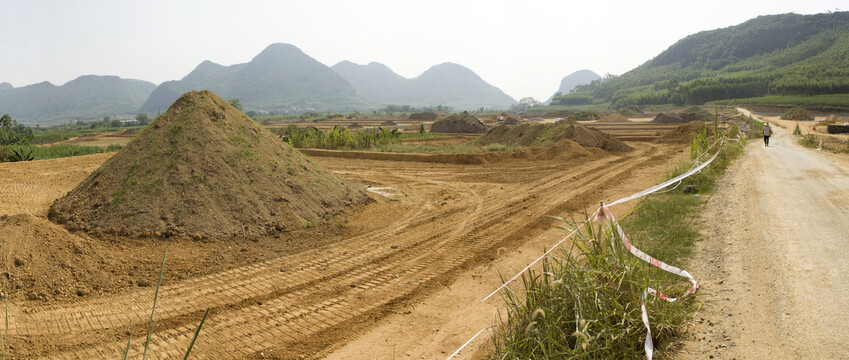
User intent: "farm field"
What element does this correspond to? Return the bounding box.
[0,125,688,358]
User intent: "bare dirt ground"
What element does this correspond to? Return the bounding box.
[0,137,688,359]
[48,129,138,148]
[679,111,849,359]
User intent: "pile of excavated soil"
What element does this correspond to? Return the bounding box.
[658,121,715,143]
[409,112,439,120]
[680,106,713,122]
[596,113,631,123]
[0,214,109,301]
[502,117,521,125]
[651,112,687,124]
[430,112,487,134]
[474,121,633,153]
[348,123,363,129]
[380,120,397,126]
[49,90,368,238]
[781,108,814,120]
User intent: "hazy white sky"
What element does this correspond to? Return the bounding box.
[0,0,844,101]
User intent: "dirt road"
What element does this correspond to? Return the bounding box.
[680,111,849,359]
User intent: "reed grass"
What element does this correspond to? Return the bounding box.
[488,210,692,358]
[183,308,209,360]
[143,249,167,360]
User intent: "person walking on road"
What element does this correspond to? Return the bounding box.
[763,122,772,146]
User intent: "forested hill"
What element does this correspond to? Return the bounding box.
[556,12,849,109]
[0,76,156,125]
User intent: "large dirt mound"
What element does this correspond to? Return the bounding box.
[596,113,631,123]
[49,90,367,238]
[430,112,487,133]
[651,112,686,124]
[474,121,633,153]
[781,107,814,120]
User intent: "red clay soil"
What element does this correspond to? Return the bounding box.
[48,90,368,238]
[474,121,633,153]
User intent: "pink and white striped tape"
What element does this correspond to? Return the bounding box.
[448,143,723,360]
[598,202,698,359]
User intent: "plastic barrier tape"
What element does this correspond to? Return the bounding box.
[448,145,722,360]
[599,203,698,359]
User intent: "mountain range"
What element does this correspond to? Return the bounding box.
[2,44,518,125]
[140,43,369,114]
[0,76,156,125]
[331,61,517,110]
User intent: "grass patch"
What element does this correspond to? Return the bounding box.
[487,128,744,359]
[0,144,122,162]
[798,134,849,153]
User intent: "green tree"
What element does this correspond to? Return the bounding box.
[136,112,150,125]
[228,98,244,111]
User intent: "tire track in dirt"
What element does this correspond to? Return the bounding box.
[27,147,670,359]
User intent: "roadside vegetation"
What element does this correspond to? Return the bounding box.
[487,117,744,358]
[798,134,849,154]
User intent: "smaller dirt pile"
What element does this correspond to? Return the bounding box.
[781,108,814,120]
[430,112,487,133]
[596,113,631,123]
[409,112,439,120]
[49,90,367,238]
[651,112,686,124]
[474,121,632,153]
[380,120,397,126]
